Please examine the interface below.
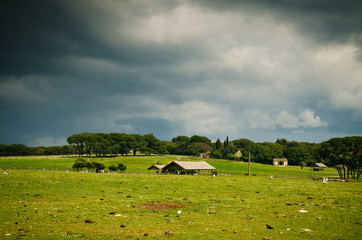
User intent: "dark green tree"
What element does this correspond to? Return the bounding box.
[276,138,287,145]
[319,137,362,179]
[187,142,212,156]
[215,138,222,150]
[190,135,212,146]
[171,136,191,155]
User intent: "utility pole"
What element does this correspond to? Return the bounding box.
[248,151,251,176]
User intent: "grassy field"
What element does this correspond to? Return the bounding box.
[0,155,339,179]
[0,170,361,239]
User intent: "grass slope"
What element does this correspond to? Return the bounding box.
[1,170,361,239]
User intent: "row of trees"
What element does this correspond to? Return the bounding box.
[1,133,360,179]
[0,144,76,156]
[66,133,166,157]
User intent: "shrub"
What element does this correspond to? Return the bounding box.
[85,161,99,170]
[72,158,86,171]
[108,165,118,171]
[117,163,127,172]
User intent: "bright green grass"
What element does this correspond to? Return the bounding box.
[0,170,361,239]
[0,155,339,179]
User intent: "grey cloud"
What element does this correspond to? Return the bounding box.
[195,0,362,45]
[0,0,361,146]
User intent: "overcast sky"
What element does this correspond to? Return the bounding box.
[1,0,361,146]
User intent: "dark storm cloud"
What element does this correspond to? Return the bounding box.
[0,0,361,146]
[196,0,362,47]
[0,0,204,76]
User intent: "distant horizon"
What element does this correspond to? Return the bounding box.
[1,133,360,147]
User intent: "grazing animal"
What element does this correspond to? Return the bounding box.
[96,163,105,173]
[270,175,273,179]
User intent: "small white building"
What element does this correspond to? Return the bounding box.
[273,158,288,167]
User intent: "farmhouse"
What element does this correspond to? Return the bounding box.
[273,158,288,167]
[311,163,328,171]
[162,161,216,174]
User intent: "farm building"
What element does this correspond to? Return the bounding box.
[147,165,165,173]
[200,152,210,158]
[162,161,216,174]
[235,150,242,158]
[311,163,328,171]
[273,158,288,167]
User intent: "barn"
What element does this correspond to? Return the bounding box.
[147,165,165,173]
[311,163,328,171]
[162,161,216,175]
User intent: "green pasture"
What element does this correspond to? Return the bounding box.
[0,155,339,179]
[0,170,361,239]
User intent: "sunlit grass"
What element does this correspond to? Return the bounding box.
[0,170,361,239]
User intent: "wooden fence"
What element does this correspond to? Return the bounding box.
[2,166,341,180]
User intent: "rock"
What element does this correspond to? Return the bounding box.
[84,219,95,223]
[266,224,274,229]
[165,231,173,235]
[246,216,253,220]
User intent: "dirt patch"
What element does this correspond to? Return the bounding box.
[139,201,185,210]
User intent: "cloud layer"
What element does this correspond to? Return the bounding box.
[0,0,361,146]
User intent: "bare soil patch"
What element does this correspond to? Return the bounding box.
[139,201,185,210]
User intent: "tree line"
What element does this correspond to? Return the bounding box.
[0,133,360,179]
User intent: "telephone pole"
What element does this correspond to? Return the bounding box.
[248,151,251,176]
